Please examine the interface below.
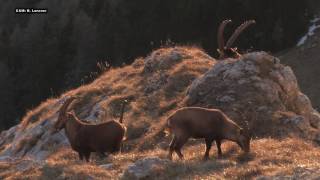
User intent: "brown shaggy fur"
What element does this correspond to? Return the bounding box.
[166,107,251,160]
[52,97,126,162]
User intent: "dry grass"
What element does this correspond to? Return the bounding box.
[17,46,215,150]
[3,47,320,179]
[1,138,319,179]
[20,98,60,129]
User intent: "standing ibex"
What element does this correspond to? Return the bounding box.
[52,96,127,162]
[217,19,256,59]
[166,107,251,160]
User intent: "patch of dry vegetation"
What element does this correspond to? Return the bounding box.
[2,47,320,179]
[1,138,319,179]
[20,98,60,130]
[16,46,215,152]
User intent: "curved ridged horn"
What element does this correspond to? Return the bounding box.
[226,20,256,48]
[119,99,128,123]
[217,19,232,57]
[58,96,77,115]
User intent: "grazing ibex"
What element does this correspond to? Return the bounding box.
[166,107,251,160]
[52,96,127,162]
[217,19,256,59]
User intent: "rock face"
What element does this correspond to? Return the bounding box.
[186,52,320,140]
[0,98,69,161]
[121,157,170,180]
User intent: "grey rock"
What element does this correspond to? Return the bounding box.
[121,157,170,180]
[99,163,113,169]
[186,51,320,138]
[309,111,320,129]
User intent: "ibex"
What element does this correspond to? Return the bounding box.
[217,19,256,59]
[166,107,251,160]
[52,96,127,162]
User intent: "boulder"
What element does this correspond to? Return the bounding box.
[186,52,320,139]
[121,157,170,180]
[99,163,113,169]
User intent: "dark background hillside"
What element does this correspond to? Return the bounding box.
[0,0,318,130]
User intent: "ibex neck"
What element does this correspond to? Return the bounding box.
[223,122,240,142]
[65,116,82,145]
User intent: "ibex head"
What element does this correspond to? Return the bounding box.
[237,128,251,153]
[52,96,77,133]
[217,19,256,59]
[237,120,252,153]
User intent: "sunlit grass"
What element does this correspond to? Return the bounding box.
[2,138,319,179]
[2,47,320,179]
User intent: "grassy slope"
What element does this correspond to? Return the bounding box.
[1,138,319,179]
[18,47,215,152]
[1,46,320,179]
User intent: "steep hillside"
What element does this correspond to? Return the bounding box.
[0,47,215,159]
[279,16,320,110]
[0,47,320,179]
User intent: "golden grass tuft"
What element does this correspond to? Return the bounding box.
[20,98,59,129]
[1,138,320,179]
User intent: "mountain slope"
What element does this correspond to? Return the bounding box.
[0,46,320,179]
[279,16,320,110]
